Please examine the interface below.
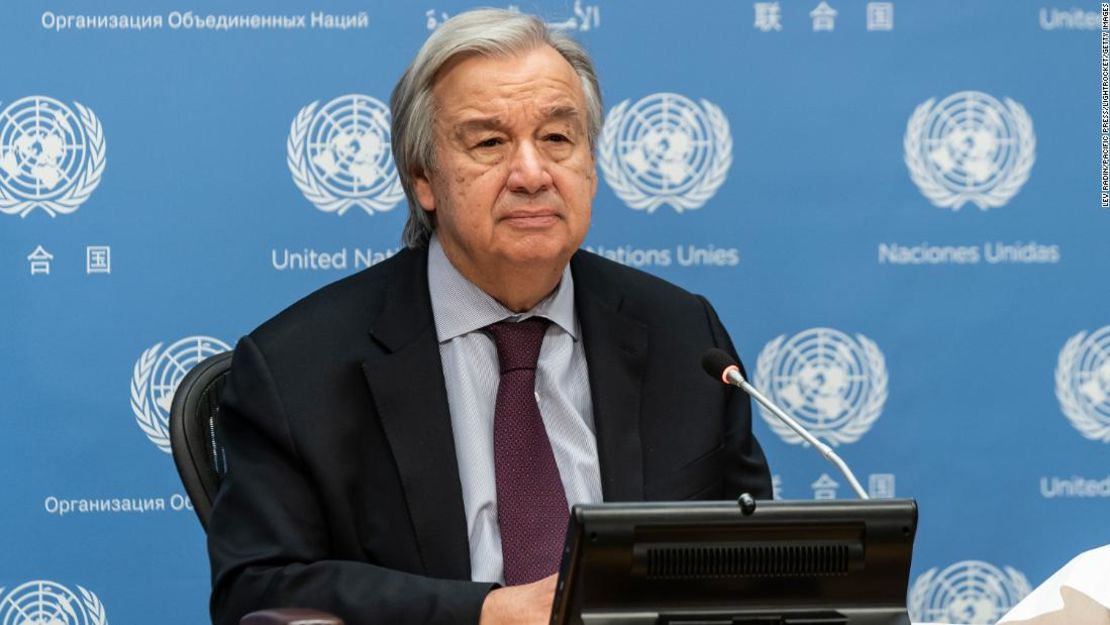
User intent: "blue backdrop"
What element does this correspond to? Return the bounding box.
[2,2,1108,624]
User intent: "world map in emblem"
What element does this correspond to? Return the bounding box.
[909,561,1031,624]
[287,94,405,215]
[0,580,107,625]
[904,90,1035,210]
[754,328,887,446]
[130,335,232,453]
[0,96,106,218]
[599,92,732,213]
[1056,325,1110,442]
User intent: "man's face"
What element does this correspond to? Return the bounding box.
[413,44,596,279]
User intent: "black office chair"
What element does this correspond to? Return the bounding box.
[170,352,343,625]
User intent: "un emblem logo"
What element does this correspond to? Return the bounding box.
[130,335,231,453]
[909,560,1031,624]
[599,92,732,213]
[0,580,107,625]
[287,94,404,215]
[754,328,887,446]
[904,91,1035,210]
[1056,326,1110,443]
[0,96,106,218]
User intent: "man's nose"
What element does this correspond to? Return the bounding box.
[506,141,553,194]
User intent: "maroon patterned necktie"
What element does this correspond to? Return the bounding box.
[486,317,569,586]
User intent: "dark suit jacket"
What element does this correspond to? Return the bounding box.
[208,246,771,625]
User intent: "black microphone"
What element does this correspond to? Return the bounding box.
[701,348,869,499]
[702,348,744,386]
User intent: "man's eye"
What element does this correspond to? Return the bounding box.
[545,133,570,143]
[474,137,503,148]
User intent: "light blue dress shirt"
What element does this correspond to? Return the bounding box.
[427,235,603,584]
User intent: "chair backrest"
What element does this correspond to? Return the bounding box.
[169,351,234,530]
[167,351,346,624]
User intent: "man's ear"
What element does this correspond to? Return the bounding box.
[589,158,598,200]
[413,170,436,212]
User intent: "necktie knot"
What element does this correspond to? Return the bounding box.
[486,317,550,374]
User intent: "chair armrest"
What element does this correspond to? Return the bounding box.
[240,608,344,625]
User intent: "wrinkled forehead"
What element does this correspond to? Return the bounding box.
[430,45,586,127]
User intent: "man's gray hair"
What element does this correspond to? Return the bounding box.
[390,8,603,248]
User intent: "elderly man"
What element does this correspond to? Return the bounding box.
[208,8,770,625]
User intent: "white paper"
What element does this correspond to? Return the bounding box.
[998,545,1110,623]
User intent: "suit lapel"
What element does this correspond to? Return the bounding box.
[361,249,472,580]
[572,253,647,502]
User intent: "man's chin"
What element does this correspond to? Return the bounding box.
[498,239,576,269]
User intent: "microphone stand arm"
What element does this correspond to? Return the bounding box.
[731,373,870,500]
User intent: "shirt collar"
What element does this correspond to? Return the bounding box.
[427,234,578,343]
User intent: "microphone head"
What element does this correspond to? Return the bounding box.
[701,348,738,382]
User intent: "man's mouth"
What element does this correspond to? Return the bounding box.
[501,210,560,228]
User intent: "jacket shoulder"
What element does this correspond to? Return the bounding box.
[249,247,422,349]
[572,249,704,311]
